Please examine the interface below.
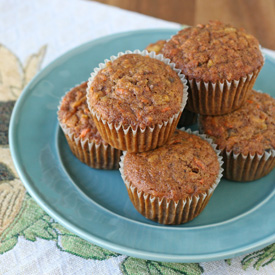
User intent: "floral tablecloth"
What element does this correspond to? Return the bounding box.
[0,0,274,274]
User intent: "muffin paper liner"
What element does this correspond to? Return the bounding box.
[87,49,188,153]
[186,68,261,115]
[222,149,275,182]
[57,88,122,170]
[119,128,224,225]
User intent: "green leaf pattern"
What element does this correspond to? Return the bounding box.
[0,194,52,253]
[57,235,117,260]
[0,237,17,254]
[241,244,275,270]
[121,257,203,275]
[0,194,119,261]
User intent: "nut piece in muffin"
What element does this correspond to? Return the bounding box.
[161,21,264,115]
[87,51,188,152]
[58,82,122,169]
[199,90,275,181]
[120,129,223,224]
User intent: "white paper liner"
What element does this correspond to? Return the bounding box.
[119,128,224,225]
[86,49,188,153]
[57,84,122,170]
[222,149,275,181]
[186,68,261,115]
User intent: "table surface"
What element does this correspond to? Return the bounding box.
[94,0,275,50]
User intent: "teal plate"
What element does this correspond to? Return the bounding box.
[9,29,275,263]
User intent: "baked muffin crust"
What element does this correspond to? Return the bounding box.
[88,54,184,128]
[199,90,275,155]
[145,40,166,55]
[123,130,220,201]
[58,82,105,144]
[161,21,264,82]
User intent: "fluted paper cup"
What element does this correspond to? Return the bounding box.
[60,123,122,170]
[222,149,275,182]
[87,50,188,153]
[119,128,224,225]
[186,68,261,115]
[58,87,122,170]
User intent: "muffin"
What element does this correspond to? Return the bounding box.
[146,40,197,127]
[161,21,264,115]
[199,90,275,181]
[120,129,223,224]
[87,50,188,153]
[58,82,122,169]
[145,39,166,54]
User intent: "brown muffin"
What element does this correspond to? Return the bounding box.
[145,40,197,127]
[58,82,122,169]
[87,50,188,153]
[199,90,275,181]
[161,21,264,115]
[145,40,166,54]
[120,129,223,224]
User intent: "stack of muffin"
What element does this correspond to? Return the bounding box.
[58,21,275,225]
[146,20,275,183]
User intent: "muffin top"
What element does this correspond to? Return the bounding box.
[199,90,275,155]
[58,82,106,144]
[145,40,166,55]
[87,54,184,128]
[161,21,264,83]
[123,130,220,201]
